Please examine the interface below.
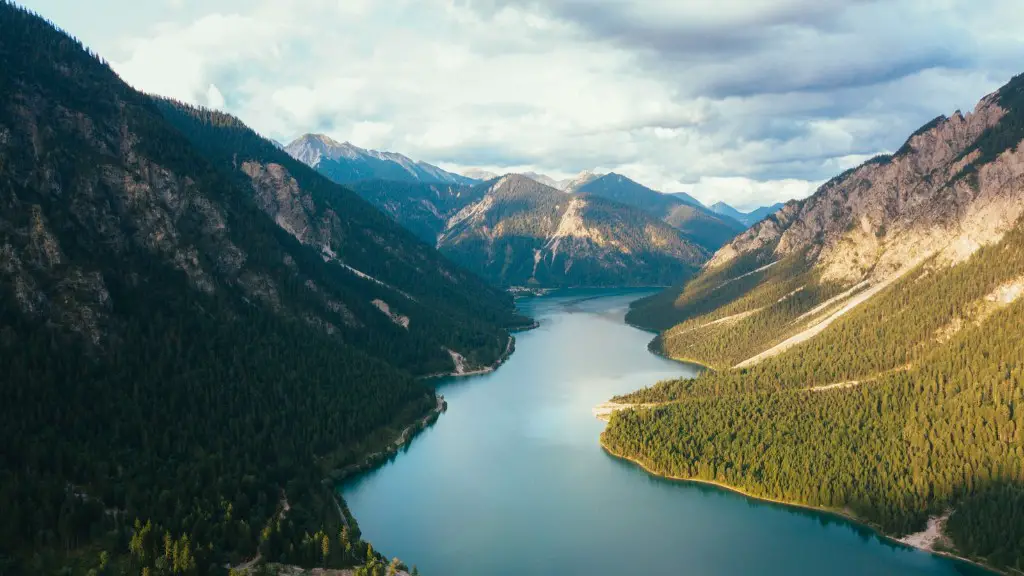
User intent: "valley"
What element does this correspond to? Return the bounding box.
[602,74,1024,574]
[284,137,753,288]
[3,1,1024,575]
[710,201,786,228]
[341,290,989,576]
[350,173,710,288]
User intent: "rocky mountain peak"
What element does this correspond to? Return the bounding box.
[461,168,498,181]
[708,78,1024,285]
[285,133,367,165]
[562,170,601,192]
[431,172,708,287]
[518,171,561,188]
[284,134,474,185]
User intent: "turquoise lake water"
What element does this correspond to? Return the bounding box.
[342,289,989,576]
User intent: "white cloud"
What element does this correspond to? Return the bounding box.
[206,83,226,108]
[112,11,286,103]
[27,0,1024,210]
[350,121,394,149]
[687,177,822,212]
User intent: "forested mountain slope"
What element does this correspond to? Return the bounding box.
[0,3,526,573]
[154,103,532,362]
[561,170,600,193]
[436,175,709,287]
[606,218,1024,572]
[575,173,745,250]
[628,74,1024,351]
[285,133,476,185]
[666,191,704,207]
[339,175,710,288]
[605,74,1024,573]
[346,179,482,245]
[308,167,727,289]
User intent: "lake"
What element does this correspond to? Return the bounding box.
[341,289,989,576]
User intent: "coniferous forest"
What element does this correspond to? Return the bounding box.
[605,219,1024,571]
[0,2,526,573]
[6,0,1024,575]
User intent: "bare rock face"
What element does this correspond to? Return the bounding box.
[0,37,488,354]
[707,203,802,268]
[284,132,476,185]
[242,161,337,252]
[708,87,1024,286]
[0,76,231,342]
[437,174,707,286]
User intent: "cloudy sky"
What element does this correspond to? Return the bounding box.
[24,0,1024,210]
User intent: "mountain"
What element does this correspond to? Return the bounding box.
[347,179,480,245]
[561,170,600,192]
[0,5,528,572]
[667,191,704,207]
[436,175,708,287]
[461,168,498,181]
[519,171,562,189]
[285,133,477,185]
[607,74,1024,572]
[337,175,713,288]
[575,173,746,250]
[518,169,600,192]
[708,201,746,222]
[710,201,786,227]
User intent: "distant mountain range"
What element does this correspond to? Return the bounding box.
[461,168,498,181]
[438,175,708,287]
[573,173,745,250]
[519,171,563,189]
[276,141,733,286]
[710,201,786,227]
[345,175,708,287]
[282,138,792,284]
[515,170,599,192]
[522,172,782,240]
[285,133,476,185]
[667,191,705,207]
[561,171,601,192]
[282,137,784,236]
[346,179,477,244]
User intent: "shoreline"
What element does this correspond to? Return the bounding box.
[510,320,540,332]
[658,353,716,372]
[337,326,530,489]
[229,397,450,574]
[622,317,719,372]
[592,400,667,422]
[336,325,531,482]
[612,290,1004,574]
[419,330,522,380]
[598,437,1004,575]
[315,328,532,574]
[646,339,718,373]
[328,394,448,486]
[253,564,412,576]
